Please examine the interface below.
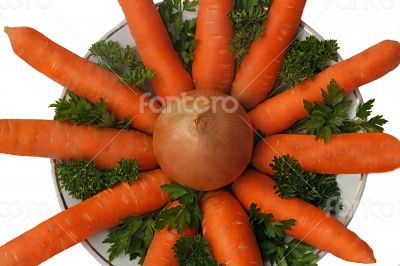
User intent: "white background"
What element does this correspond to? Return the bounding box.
[0,0,399,265]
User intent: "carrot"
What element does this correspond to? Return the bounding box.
[0,169,170,266]
[118,0,193,99]
[0,119,157,170]
[200,190,263,266]
[249,40,400,135]
[230,0,307,109]
[252,133,400,175]
[4,26,158,135]
[232,170,376,263]
[144,201,198,266]
[192,0,235,93]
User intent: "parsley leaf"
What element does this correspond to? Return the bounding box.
[89,40,155,87]
[280,36,339,88]
[57,159,140,200]
[50,91,131,129]
[104,216,156,265]
[249,204,295,240]
[299,80,387,141]
[156,183,202,233]
[229,0,271,63]
[249,204,319,266]
[353,99,387,133]
[158,0,198,70]
[105,183,202,264]
[174,235,222,266]
[270,155,342,214]
[284,240,319,266]
[303,80,351,142]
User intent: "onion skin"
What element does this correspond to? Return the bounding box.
[153,90,253,191]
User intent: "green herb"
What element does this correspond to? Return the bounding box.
[229,0,271,63]
[51,41,154,128]
[174,235,222,266]
[269,155,342,214]
[302,80,351,142]
[280,36,339,88]
[89,40,155,87]
[299,80,387,141]
[343,98,388,133]
[104,216,156,265]
[249,204,295,240]
[158,0,198,70]
[155,183,202,232]
[249,204,318,266]
[57,159,140,200]
[50,91,131,129]
[284,240,319,266]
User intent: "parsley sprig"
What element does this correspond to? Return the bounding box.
[50,91,131,128]
[158,0,198,70]
[294,80,387,141]
[174,235,222,266]
[280,36,339,87]
[249,204,318,266]
[89,40,155,87]
[230,0,271,63]
[57,159,140,200]
[104,215,156,265]
[104,183,202,264]
[270,155,342,214]
[156,183,202,233]
[270,36,339,97]
[51,40,155,129]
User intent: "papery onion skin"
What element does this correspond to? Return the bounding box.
[153,90,254,191]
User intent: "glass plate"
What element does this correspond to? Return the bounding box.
[51,16,368,266]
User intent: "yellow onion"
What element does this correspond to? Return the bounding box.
[153,90,253,191]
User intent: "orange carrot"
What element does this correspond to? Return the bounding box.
[232,170,376,264]
[0,169,171,266]
[0,119,157,170]
[230,0,307,109]
[252,133,400,175]
[118,0,193,99]
[144,201,198,266]
[192,0,235,92]
[249,40,400,135]
[200,190,263,266]
[4,26,158,135]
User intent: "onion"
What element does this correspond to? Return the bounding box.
[153,90,253,191]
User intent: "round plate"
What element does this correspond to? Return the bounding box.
[51,16,367,266]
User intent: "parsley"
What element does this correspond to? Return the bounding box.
[249,204,318,266]
[50,91,131,129]
[50,41,155,128]
[89,40,155,87]
[280,36,339,87]
[270,155,342,214]
[104,216,156,265]
[284,240,319,266]
[174,235,222,266]
[158,0,198,70]
[155,183,202,233]
[302,80,352,142]
[230,0,271,63]
[105,183,202,264]
[343,98,388,133]
[298,80,387,141]
[57,159,140,200]
[269,37,339,97]
[249,204,295,240]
